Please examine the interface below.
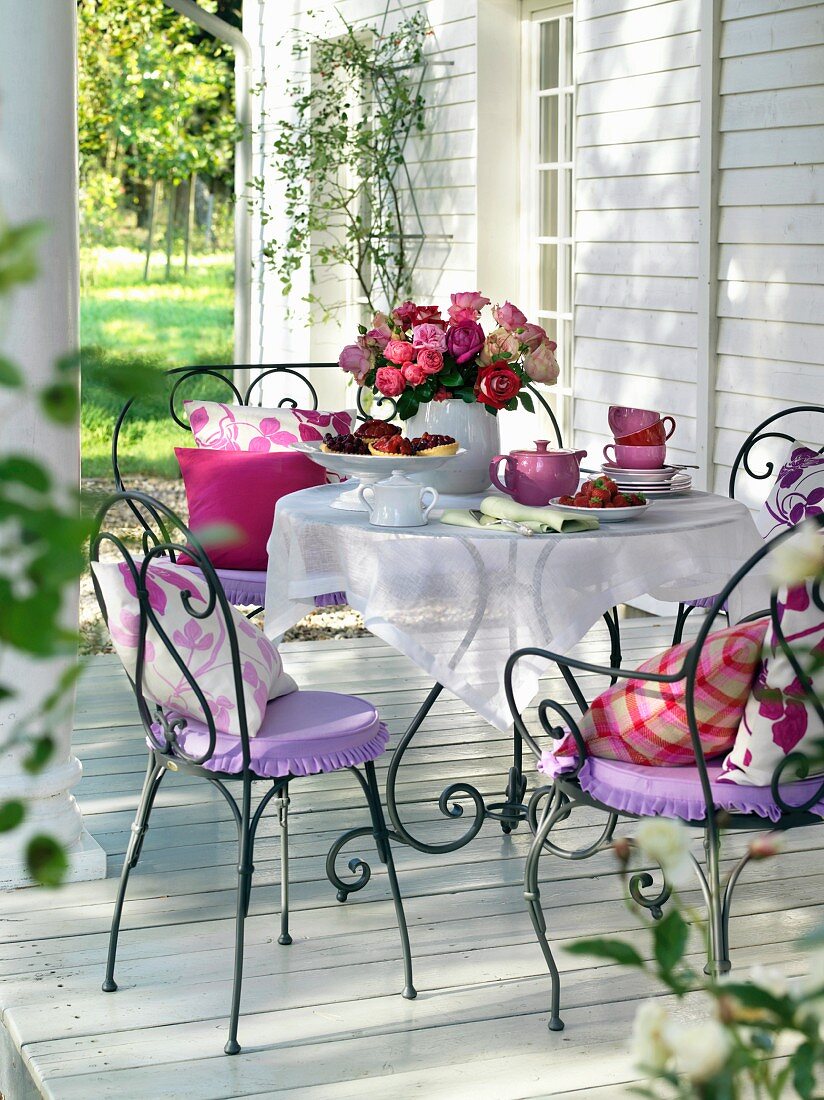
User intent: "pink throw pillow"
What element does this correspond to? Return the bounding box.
[184,399,356,452]
[542,620,769,773]
[756,444,824,541]
[720,578,824,787]
[175,447,326,571]
[92,560,297,738]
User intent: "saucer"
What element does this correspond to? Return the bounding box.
[601,463,676,484]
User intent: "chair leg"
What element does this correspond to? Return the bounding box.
[603,607,622,683]
[672,602,691,646]
[225,777,255,1056]
[524,795,564,1032]
[362,759,417,1000]
[277,783,292,946]
[102,754,166,993]
[703,829,731,977]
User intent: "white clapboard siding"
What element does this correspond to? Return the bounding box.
[572,0,701,462]
[714,0,824,485]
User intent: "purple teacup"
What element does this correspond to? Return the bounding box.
[608,405,661,438]
[603,443,667,469]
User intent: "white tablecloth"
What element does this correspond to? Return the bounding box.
[265,485,770,732]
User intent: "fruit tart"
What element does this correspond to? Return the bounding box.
[368,435,415,457]
[354,419,401,440]
[321,433,370,455]
[411,433,459,456]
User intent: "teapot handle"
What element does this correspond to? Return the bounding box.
[356,484,375,514]
[489,455,513,497]
[420,487,439,519]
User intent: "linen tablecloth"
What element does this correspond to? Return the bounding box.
[265,486,770,732]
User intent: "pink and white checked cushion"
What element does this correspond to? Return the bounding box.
[92,560,297,738]
[719,575,824,787]
[545,619,769,770]
[184,400,356,453]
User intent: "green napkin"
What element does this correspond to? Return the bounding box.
[440,497,598,534]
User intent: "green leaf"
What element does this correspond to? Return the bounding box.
[653,909,689,974]
[722,983,790,1017]
[0,220,44,292]
[566,938,645,968]
[39,382,79,425]
[0,456,51,491]
[23,735,55,775]
[438,368,463,388]
[0,357,23,388]
[792,1042,816,1099]
[396,389,419,421]
[0,800,25,833]
[519,391,535,414]
[26,834,68,888]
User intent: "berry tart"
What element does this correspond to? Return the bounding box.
[354,419,401,440]
[321,433,370,455]
[411,433,459,457]
[367,435,416,457]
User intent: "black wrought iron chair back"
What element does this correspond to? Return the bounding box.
[506,514,824,1032]
[672,403,824,644]
[90,489,416,1055]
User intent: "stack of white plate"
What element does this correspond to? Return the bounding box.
[600,463,693,497]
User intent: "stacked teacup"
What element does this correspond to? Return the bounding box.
[602,405,691,496]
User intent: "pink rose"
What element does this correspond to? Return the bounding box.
[411,304,446,328]
[339,342,372,384]
[363,312,393,350]
[402,362,426,386]
[523,339,559,384]
[417,348,444,375]
[392,301,418,329]
[493,301,528,332]
[478,326,521,366]
[412,323,447,352]
[383,339,415,366]
[375,366,406,397]
[519,323,547,352]
[447,291,490,323]
[446,320,485,365]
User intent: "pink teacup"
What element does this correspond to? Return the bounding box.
[603,443,667,469]
[608,405,661,438]
[614,417,676,447]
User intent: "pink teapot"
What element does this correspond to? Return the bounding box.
[489,441,587,506]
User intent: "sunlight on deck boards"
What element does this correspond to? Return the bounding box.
[2,616,822,1099]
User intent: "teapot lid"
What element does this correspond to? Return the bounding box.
[509,440,579,456]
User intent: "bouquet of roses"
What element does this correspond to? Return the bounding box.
[338,291,559,420]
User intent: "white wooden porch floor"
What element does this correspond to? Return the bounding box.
[2,616,823,1099]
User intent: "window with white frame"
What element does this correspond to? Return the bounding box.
[522,3,574,440]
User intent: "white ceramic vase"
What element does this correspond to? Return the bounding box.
[406,399,500,494]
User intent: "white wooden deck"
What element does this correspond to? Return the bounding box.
[2,616,822,1099]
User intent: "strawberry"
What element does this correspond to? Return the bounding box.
[573,493,589,507]
[590,487,611,505]
[612,493,630,508]
[628,492,646,507]
[581,481,595,498]
[558,495,575,505]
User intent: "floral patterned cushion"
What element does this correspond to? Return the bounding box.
[543,620,768,771]
[756,444,824,541]
[184,400,356,453]
[719,578,824,787]
[92,560,297,738]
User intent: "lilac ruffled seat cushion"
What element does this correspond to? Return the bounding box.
[547,756,824,824]
[150,689,388,777]
[181,564,345,610]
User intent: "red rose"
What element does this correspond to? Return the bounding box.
[412,304,446,329]
[375,366,407,397]
[474,362,522,410]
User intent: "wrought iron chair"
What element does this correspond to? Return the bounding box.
[505,515,823,1032]
[90,490,416,1055]
[672,403,824,645]
[112,364,339,615]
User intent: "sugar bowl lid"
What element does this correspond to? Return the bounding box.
[509,439,578,456]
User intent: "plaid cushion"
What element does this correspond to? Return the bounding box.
[550,619,768,768]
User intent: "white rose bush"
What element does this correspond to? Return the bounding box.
[568,819,824,1098]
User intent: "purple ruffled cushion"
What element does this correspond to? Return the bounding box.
[556,757,824,824]
[315,591,348,607]
[149,689,388,777]
[213,567,266,607]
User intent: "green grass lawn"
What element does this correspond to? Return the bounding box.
[80,246,234,477]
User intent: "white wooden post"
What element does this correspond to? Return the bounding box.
[0,0,106,887]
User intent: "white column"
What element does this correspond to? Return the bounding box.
[0,0,106,887]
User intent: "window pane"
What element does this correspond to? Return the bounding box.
[563,94,574,162]
[562,320,573,386]
[560,170,572,238]
[563,18,574,85]
[539,245,557,312]
[539,171,558,237]
[539,21,559,90]
[542,318,558,343]
[557,244,571,312]
[539,96,558,163]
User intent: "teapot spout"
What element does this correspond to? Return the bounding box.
[574,449,587,462]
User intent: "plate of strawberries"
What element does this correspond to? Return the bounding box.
[552,475,650,522]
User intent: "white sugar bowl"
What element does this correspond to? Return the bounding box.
[357,469,439,528]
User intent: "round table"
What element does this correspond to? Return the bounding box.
[264,484,770,875]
